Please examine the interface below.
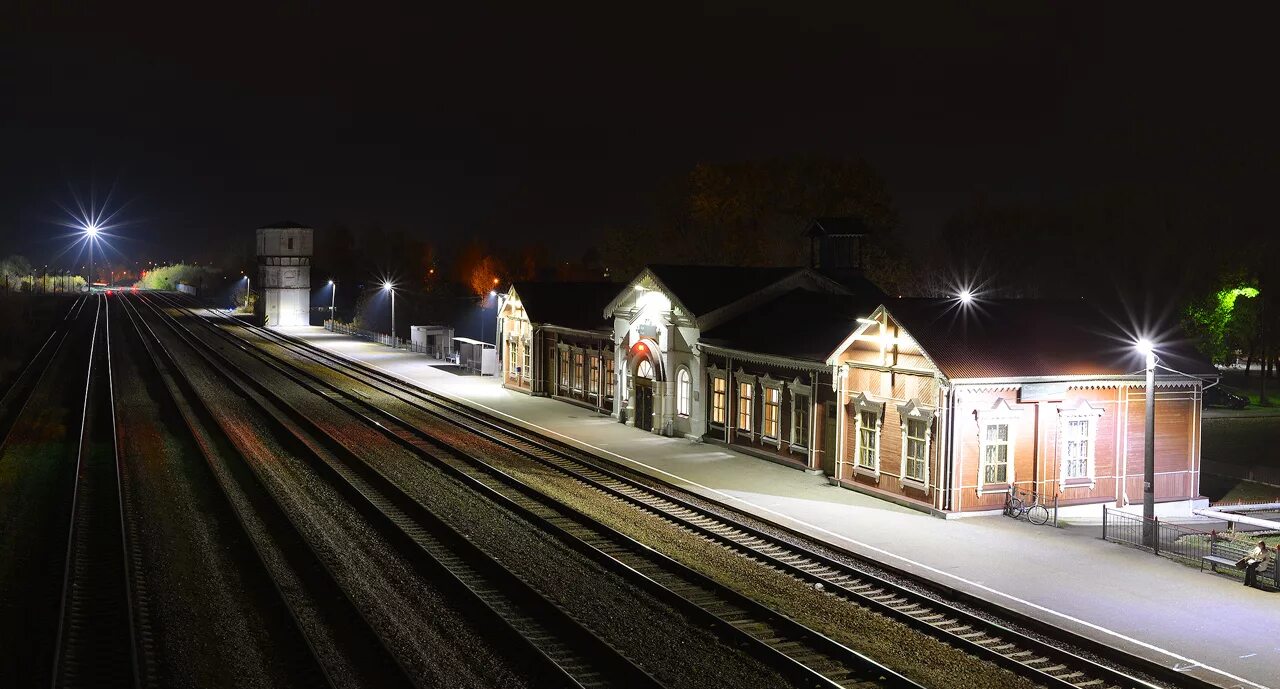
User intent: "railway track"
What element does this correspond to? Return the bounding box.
[132,292,662,688]
[155,293,920,689]
[0,298,81,453]
[50,294,142,688]
[119,291,409,688]
[170,293,1189,689]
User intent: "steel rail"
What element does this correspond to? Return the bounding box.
[191,298,1189,689]
[118,294,395,689]
[137,293,650,689]
[50,295,139,688]
[166,295,923,689]
[0,300,79,455]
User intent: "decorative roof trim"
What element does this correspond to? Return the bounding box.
[700,343,827,371]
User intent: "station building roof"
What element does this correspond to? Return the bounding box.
[874,297,1218,381]
[642,265,805,318]
[510,281,619,333]
[700,287,885,363]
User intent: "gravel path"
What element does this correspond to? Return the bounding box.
[205,314,800,688]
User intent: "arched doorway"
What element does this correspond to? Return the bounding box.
[634,359,655,431]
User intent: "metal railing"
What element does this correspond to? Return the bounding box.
[1101,506,1215,564]
[325,320,455,360]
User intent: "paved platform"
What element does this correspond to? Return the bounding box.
[286,326,1278,689]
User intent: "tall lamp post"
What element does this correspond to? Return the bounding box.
[84,223,100,291]
[383,281,396,346]
[328,279,336,323]
[242,273,251,311]
[1137,339,1157,546]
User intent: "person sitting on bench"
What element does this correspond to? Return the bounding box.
[1237,541,1270,588]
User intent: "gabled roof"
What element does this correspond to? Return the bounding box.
[258,220,310,230]
[701,287,885,362]
[879,298,1217,380]
[511,281,618,333]
[639,265,805,318]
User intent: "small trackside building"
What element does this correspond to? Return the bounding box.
[825,298,1217,518]
[497,282,619,414]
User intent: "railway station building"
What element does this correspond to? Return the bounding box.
[823,299,1215,517]
[497,282,619,415]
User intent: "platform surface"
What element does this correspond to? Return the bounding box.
[286,326,1279,689]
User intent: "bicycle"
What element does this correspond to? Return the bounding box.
[1004,491,1050,525]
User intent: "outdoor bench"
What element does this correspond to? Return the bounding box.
[1201,539,1278,589]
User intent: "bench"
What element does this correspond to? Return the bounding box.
[1201,539,1279,589]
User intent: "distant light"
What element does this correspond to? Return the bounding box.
[636,342,646,353]
[328,279,334,285]
[382,281,394,291]
[958,289,973,304]
[85,224,100,238]
[489,289,496,296]
[1136,338,1154,357]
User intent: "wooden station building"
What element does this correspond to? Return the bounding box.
[495,219,1215,518]
[825,299,1215,517]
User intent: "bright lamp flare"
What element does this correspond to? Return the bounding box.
[958,289,973,304]
[85,224,100,237]
[382,281,394,291]
[1136,339,1154,357]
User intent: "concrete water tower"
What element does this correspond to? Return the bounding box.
[256,222,313,327]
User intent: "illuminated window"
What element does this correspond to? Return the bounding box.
[605,358,615,399]
[589,355,600,398]
[763,387,781,440]
[857,411,880,470]
[677,369,691,416]
[508,340,518,377]
[711,377,727,424]
[521,340,531,381]
[573,350,585,392]
[791,393,809,448]
[737,382,753,433]
[1063,419,1090,479]
[559,349,569,389]
[981,423,1011,484]
[904,418,928,482]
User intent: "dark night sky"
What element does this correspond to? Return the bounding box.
[2,2,1277,266]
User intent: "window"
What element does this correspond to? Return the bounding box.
[521,341,532,381]
[1056,401,1102,485]
[605,358,615,399]
[737,382,753,433]
[677,369,691,417]
[573,350,585,392]
[711,377,727,424]
[904,418,928,482]
[791,393,809,448]
[981,423,1011,484]
[857,411,879,470]
[559,349,570,389]
[589,356,600,397]
[508,341,518,377]
[762,387,781,440]
[287,236,294,250]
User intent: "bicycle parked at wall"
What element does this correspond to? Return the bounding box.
[1005,490,1051,525]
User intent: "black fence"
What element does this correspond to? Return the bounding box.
[1101,506,1214,564]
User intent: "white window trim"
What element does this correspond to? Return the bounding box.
[1057,399,1104,490]
[976,397,1021,494]
[676,367,691,417]
[735,372,757,440]
[850,392,883,478]
[897,399,934,489]
[707,368,728,428]
[788,378,812,452]
[760,384,782,445]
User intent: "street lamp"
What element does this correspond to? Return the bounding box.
[1136,338,1157,546]
[383,281,396,346]
[328,280,336,323]
[84,223,99,291]
[242,273,251,310]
